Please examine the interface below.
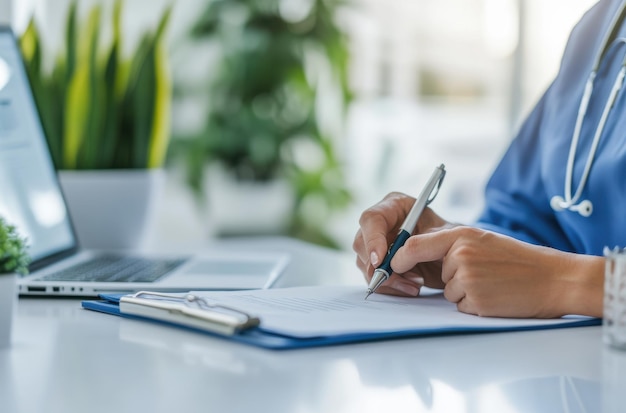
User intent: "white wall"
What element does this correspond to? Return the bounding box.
[12,0,202,48]
[0,0,11,25]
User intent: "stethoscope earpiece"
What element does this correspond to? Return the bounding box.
[550,195,593,217]
[550,195,566,212]
[573,200,593,217]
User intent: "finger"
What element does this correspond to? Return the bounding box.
[359,194,413,267]
[456,297,477,316]
[374,275,422,297]
[359,264,422,297]
[359,212,393,267]
[391,228,461,274]
[440,249,459,285]
[352,228,369,265]
[356,256,374,282]
[402,273,426,286]
[443,277,465,303]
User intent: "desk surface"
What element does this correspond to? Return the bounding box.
[0,237,622,413]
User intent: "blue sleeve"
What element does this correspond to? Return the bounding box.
[475,88,575,252]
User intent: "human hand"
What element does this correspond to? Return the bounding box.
[353,192,603,318]
[353,192,454,297]
[391,226,604,318]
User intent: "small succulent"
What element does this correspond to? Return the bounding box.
[0,217,30,276]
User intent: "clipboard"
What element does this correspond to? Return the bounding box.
[81,288,602,350]
[118,292,260,336]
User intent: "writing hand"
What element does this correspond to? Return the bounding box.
[391,226,604,318]
[353,192,451,297]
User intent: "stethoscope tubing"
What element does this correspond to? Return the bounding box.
[551,2,626,217]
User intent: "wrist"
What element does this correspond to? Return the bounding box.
[553,251,604,317]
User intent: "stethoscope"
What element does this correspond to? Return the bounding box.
[550,2,626,217]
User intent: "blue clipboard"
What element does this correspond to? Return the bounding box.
[81,293,601,350]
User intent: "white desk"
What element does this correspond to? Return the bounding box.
[0,237,622,413]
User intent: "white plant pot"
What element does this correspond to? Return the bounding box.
[205,165,294,237]
[58,169,165,250]
[0,273,17,348]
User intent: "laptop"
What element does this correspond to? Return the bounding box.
[0,27,289,297]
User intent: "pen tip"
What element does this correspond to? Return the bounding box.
[364,290,372,300]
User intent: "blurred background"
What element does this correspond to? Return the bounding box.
[0,0,597,251]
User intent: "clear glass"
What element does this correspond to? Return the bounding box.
[604,247,626,349]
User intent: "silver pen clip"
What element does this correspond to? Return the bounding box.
[426,165,446,205]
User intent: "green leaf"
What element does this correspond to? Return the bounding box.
[147,39,172,168]
[100,34,120,167]
[83,8,105,169]
[64,63,90,169]
[125,34,156,167]
[148,7,173,168]
[65,1,78,85]
[19,18,40,68]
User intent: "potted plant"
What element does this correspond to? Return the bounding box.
[20,0,172,250]
[172,0,352,248]
[0,216,30,348]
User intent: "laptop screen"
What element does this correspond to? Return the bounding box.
[0,29,76,262]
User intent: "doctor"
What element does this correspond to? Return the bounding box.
[353,0,626,318]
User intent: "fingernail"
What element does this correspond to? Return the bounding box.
[395,283,420,297]
[370,251,379,266]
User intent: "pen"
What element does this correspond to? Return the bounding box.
[365,164,446,300]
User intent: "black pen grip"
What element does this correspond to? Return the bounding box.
[377,229,412,276]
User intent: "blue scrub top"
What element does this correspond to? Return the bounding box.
[477,0,626,256]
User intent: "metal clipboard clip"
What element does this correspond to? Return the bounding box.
[120,291,260,336]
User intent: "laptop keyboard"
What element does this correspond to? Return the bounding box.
[39,255,187,283]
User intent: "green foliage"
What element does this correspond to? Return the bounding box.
[20,0,173,170]
[175,0,353,248]
[0,217,30,276]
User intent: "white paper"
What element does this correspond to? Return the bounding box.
[191,286,595,338]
